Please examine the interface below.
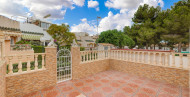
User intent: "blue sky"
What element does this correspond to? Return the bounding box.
[0,0,181,35]
[55,0,180,27]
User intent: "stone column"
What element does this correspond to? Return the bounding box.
[71,47,80,79]
[45,46,57,84]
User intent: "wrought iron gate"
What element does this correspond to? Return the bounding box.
[57,48,72,83]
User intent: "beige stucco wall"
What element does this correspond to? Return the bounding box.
[0,15,20,29]
[0,61,6,97]
[110,59,189,87]
[6,47,57,97]
[4,39,34,64]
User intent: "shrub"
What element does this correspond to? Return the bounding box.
[80,47,85,51]
[31,46,45,53]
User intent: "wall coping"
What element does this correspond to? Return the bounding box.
[80,59,109,64]
[6,69,46,77]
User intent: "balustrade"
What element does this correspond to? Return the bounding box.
[7,53,46,75]
[80,50,189,70]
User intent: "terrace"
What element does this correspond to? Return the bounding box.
[24,70,189,97]
[0,44,190,97]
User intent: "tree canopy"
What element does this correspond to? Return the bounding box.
[47,24,76,46]
[97,29,135,48]
[124,0,190,51]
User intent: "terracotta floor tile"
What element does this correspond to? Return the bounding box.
[121,87,135,95]
[74,82,84,87]
[93,82,102,88]
[66,91,82,97]
[100,79,110,83]
[110,82,120,88]
[112,92,130,97]
[89,91,105,97]
[80,86,93,93]
[85,79,94,83]
[140,88,157,95]
[41,86,56,92]
[101,86,114,93]
[42,89,61,97]
[134,92,151,97]
[127,83,139,90]
[157,93,175,97]
[162,87,179,95]
[22,70,189,97]
[61,86,74,92]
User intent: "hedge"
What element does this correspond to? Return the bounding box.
[31,46,45,53]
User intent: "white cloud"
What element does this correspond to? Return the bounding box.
[105,0,164,10]
[71,0,164,35]
[73,0,85,7]
[98,11,133,33]
[81,18,87,22]
[0,0,85,20]
[71,18,97,35]
[88,0,99,11]
[0,0,26,17]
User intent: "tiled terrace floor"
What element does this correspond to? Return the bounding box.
[24,70,189,97]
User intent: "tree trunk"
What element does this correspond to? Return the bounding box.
[146,44,148,49]
[154,44,155,50]
[178,42,182,53]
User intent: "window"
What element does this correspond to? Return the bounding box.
[10,37,14,45]
[104,46,108,50]
[182,48,186,51]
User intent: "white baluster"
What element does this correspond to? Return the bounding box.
[188,54,190,70]
[89,51,92,61]
[126,51,128,61]
[134,51,136,62]
[130,51,132,62]
[27,55,31,71]
[142,52,144,63]
[172,53,175,67]
[42,54,45,69]
[18,56,22,73]
[159,53,162,66]
[153,52,156,65]
[179,54,183,68]
[8,56,13,74]
[165,53,169,66]
[35,54,38,70]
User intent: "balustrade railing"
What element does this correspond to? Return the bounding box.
[7,53,46,75]
[80,50,109,63]
[10,44,32,51]
[110,50,190,70]
[80,50,190,70]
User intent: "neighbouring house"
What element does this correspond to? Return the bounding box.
[0,15,34,63]
[73,32,96,50]
[20,22,52,46]
[98,43,115,50]
[29,19,52,31]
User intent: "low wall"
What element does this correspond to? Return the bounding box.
[73,59,110,79]
[110,59,189,87]
[6,47,57,97]
[72,47,110,79]
[0,61,6,97]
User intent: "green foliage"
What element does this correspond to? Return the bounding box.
[16,40,30,44]
[162,0,190,52]
[80,47,85,51]
[31,46,45,53]
[47,24,76,46]
[124,1,189,51]
[97,29,135,48]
